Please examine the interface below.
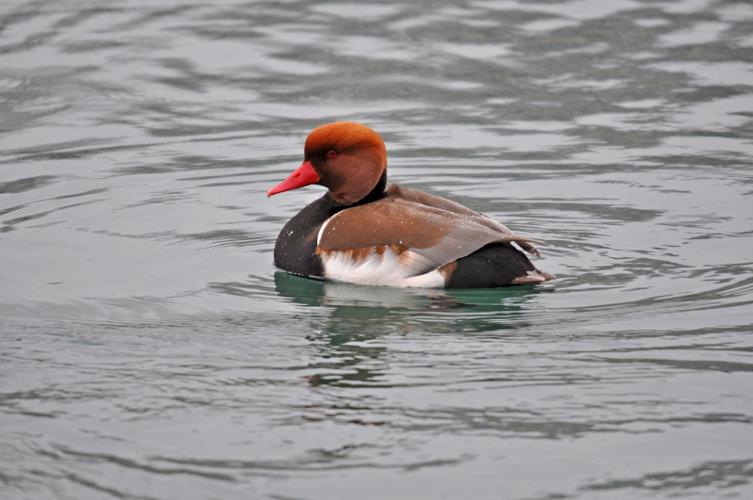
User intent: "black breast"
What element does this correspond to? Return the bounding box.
[273,195,339,277]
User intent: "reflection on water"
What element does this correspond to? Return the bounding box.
[274,272,546,380]
[1,0,753,498]
[273,272,551,389]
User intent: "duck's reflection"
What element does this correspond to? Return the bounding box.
[274,271,543,317]
[273,272,546,387]
[274,271,462,310]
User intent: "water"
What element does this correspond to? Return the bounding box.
[1,0,752,498]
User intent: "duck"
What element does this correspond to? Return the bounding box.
[267,121,554,288]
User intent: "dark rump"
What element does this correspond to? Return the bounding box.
[446,243,537,288]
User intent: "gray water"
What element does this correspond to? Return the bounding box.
[1,0,753,498]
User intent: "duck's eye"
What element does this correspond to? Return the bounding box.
[326,150,337,159]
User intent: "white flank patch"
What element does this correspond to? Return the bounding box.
[316,216,332,246]
[319,247,445,288]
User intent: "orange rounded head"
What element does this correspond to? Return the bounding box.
[267,122,388,205]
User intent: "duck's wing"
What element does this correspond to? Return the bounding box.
[316,185,538,277]
[388,185,541,256]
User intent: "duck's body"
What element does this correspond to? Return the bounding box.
[268,122,553,288]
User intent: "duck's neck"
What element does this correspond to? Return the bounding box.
[327,171,387,209]
[359,171,388,205]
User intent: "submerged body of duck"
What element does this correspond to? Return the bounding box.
[267,122,554,288]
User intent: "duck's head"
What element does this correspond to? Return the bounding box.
[267,121,387,205]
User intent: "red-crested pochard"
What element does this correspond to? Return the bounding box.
[267,122,554,288]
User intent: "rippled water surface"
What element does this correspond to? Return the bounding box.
[2,0,753,498]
